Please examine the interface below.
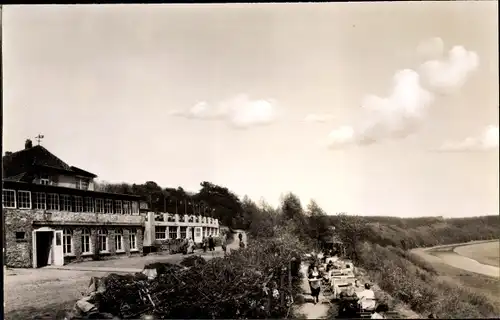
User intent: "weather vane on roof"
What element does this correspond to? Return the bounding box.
[35,134,45,145]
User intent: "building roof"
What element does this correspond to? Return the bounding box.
[2,145,97,180]
[3,180,143,200]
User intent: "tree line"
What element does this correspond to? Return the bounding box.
[96,180,498,252]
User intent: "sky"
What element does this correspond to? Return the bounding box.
[3,2,499,217]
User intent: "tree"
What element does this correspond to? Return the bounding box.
[197,181,243,228]
[306,199,333,246]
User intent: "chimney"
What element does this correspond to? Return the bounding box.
[25,139,33,149]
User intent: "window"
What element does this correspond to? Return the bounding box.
[47,193,59,210]
[105,199,113,214]
[2,189,16,208]
[17,191,32,209]
[63,229,73,255]
[16,231,26,240]
[169,227,178,239]
[132,201,139,214]
[74,196,83,212]
[129,229,137,250]
[60,195,72,211]
[97,229,108,252]
[95,199,104,213]
[131,201,139,214]
[115,200,122,214]
[34,192,46,210]
[81,228,91,254]
[40,174,51,185]
[155,226,167,240]
[180,227,187,239]
[84,197,95,213]
[77,178,89,190]
[115,229,123,252]
[123,201,131,214]
[195,228,201,238]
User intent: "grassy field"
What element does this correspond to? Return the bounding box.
[454,241,500,267]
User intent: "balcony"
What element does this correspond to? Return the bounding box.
[32,210,145,226]
[150,213,219,227]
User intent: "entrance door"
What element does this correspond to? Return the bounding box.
[52,230,64,266]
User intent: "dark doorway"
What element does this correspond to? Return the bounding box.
[191,228,195,240]
[36,232,53,268]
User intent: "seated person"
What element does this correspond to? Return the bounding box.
[339,286,357,299]
[353,279,364,293]
[371,303,389,319]
[356,283,376,311]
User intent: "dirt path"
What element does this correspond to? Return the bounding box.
[294,263,329,319]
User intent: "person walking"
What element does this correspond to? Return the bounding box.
[202,237,208,252]
[308,264,322,304]
[208,234,215,251]
[221,234,227,254]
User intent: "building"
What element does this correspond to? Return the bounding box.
[143,212,220,248]
[2,140,145,268]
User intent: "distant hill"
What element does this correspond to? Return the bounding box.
[327,215,498,250]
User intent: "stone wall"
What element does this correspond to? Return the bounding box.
[4,209,145,268]
[4,209,35,268]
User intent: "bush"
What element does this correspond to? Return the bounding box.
[180,256,207,268]
[88,227,310,319]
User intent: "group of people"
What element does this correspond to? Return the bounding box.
[202,235,217,252]
[183,232,245,255]
[307,251,389,319]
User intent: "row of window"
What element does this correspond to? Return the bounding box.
[155,226,219,240]
[63,228,138,256]
[153,213,218,224]
[2,189,139,214]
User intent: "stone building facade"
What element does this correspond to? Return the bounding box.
[3,141,145,268]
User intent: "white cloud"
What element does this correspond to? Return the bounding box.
[327,69,434,149]
[326,39,480,150]
[169,94,279,129]
[437,125,499,152]
[419,43,479,94]
[304,113,335,123]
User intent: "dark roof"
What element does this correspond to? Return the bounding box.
[70,166,98,178]
[2,145,97,180]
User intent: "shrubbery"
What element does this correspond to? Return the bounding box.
[90,226,310,319]
[355,241,499,318]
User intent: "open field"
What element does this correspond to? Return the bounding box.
[454,240,499,267]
